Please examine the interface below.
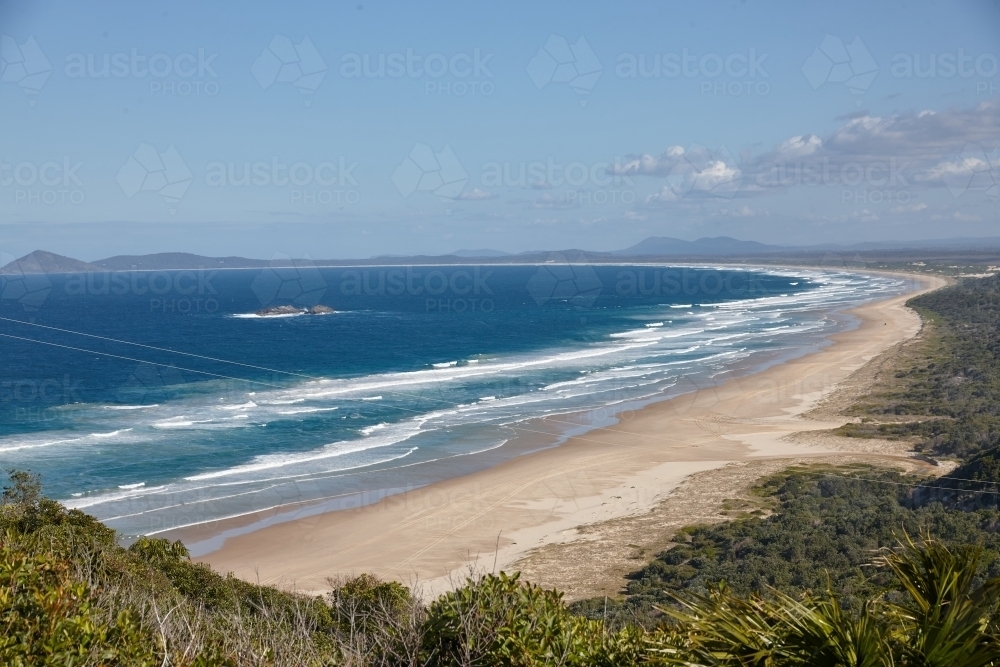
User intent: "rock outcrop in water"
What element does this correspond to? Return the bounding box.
[254,304,336,317]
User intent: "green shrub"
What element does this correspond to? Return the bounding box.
[0,543,156,666]
[424,572,644,666]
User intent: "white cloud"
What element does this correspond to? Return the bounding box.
[612,145,686,176]
[643,185,680,204]
[772,135,823,159]
[821,100,997,166]
[953,212,982,221]
[615,144,742,202]
[690,160,741,193]
[618,99,1000,198]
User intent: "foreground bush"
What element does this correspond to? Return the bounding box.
[576,464,1000,629]
[0,546,155,666]
[6,467,1000,666]
[424,572,643,666]
[648,536,1000,667]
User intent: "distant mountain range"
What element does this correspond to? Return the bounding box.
[614,236,780,256]
[4,235,1000,274]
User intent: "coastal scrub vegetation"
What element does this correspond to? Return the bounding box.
[835,273,1000,459]
[6,467,1000,666]
[572,464,1000,629]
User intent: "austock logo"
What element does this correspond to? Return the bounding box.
[251,35,327,104]
[0,252,52,310]
[338,266,495,313]
[339,47,494,96]
[61,268,220,313]
[116,143,193,213]
[1,157,85,205]
[940,143,999,200]
[117,363,185,405]
[392,143,468,200]
[616,47,770,97]
[802,35,878,105]
[64,47,219,96]
[613,268,770,297]
[204,157,361,206]
[2,375,84,424]
[1,35,52,103]
[251,255,328,308]
[527,35,602,100]
[526,255,602,308]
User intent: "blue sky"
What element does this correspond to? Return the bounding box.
[2,0,999,260]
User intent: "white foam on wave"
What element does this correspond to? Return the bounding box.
[433,361,458,368]
[118,482,145,490]
[124,446,421,535]
[220,401,257,410]
[104,404,157,410]
[91,429,132,438]
[152,418,193,429]
[0,437,81,453]
[183,420,423,481]
[281,335,670,405]
[152,416,250,430]
[64,483,169,509]
[0,428,137,453]
[277,406,338,415]
[163,391,535,489]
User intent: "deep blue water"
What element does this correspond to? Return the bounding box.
[0,263,905,540]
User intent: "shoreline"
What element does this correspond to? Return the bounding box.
[177,270,945,595]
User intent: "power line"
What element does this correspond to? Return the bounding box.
[819,471,1000,498]
[0,316,319,380]
[0,315,691,447]
[0,333,286,389]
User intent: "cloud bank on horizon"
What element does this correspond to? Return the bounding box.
[1,0,998,259]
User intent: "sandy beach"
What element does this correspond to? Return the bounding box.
[179,271,946,597]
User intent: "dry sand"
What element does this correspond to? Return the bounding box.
[181,271,947,598]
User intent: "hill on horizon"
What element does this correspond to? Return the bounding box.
[93,253,272,271]
[5,235,1000,274]
[613,236,782,256]
[0,250,103,275]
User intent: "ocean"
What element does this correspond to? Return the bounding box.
[0,263,906,547]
